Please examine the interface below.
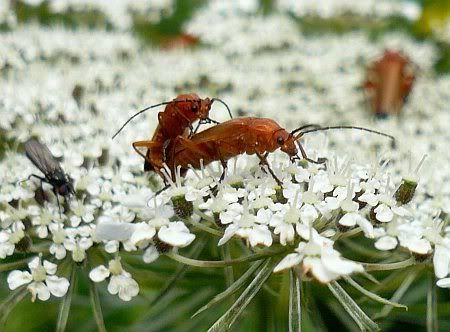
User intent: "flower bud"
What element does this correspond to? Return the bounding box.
[272,186,287,204]
[154,238,171,253]
[15,235,32,253]
[171,195,193,219]
[394,179,417,205]
[230,181,244,189]
[411,251,430,262]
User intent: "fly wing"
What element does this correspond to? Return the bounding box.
[24,139,63,179]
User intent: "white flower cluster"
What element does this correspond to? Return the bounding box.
[11,0,175,29]
[278,0,421,20]
[0,0,449,311]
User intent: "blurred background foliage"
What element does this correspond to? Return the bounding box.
[1,0,449,331]
[6,0,450,75]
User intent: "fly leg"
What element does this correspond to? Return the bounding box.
[21,174,50,205]
[53,188,62,217]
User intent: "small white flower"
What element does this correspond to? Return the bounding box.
[64,236,93,262]
[219,200,272,247]
[274,233,363,283]
[7,256,69,302]
[0,221,25,258]
[270,189,302,245]
[338,213,373,238]
[374,204,394,222]
[32,204,61,238]
[89,257,139,301]
[69,200,95,227]
[49,223,67,260]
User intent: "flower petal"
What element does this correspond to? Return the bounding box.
[436,278,450,288]
[143,245,160,264]
[7,270,32,290]
[303,256,338,283]
[89,265,110,282]
[374,204,394,223]
[46,275,70,297]
[433,245,450,279]
[28,281,50,302]
[158,222,195,248]
[43,260,57,275]
[375,236,398,251]
[274,253,304,272]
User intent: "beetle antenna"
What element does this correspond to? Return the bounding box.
[112,99,195,139]
[294,126,395,141]
[290,124,321,135]
[211,98,233,119]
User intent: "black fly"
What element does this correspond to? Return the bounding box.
[24,139,74,214]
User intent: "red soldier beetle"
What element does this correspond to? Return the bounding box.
[165,117,394,184]
[112,93,232,176]
[364,50,416,117]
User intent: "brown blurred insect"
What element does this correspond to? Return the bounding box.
[364,50,415,117]
[166,117,394,183]
[112,93,232,177]
[24,139,74,214]
[161,33,200,50]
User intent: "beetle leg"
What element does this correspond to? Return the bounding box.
[133,140,161,162]
[168,136,210,180]
[215,143,228,182]
[190,121,202,138]
[256,152,282,185]
[298,143,326,164]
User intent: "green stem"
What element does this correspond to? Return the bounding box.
[188,217,223,236]
[220,244,234,288]
[0,258,32,272]
[362,256,416,271]
[427,272,438,332]
[373,267,421,320]
[0,286,28,327]
[193,208,215,223]
[56,264,77,332]
[166,247,286,268]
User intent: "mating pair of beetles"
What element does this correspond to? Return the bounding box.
[113,94,394,184]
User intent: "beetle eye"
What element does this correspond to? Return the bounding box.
[277,136,284,145]
[191,103,198,112]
